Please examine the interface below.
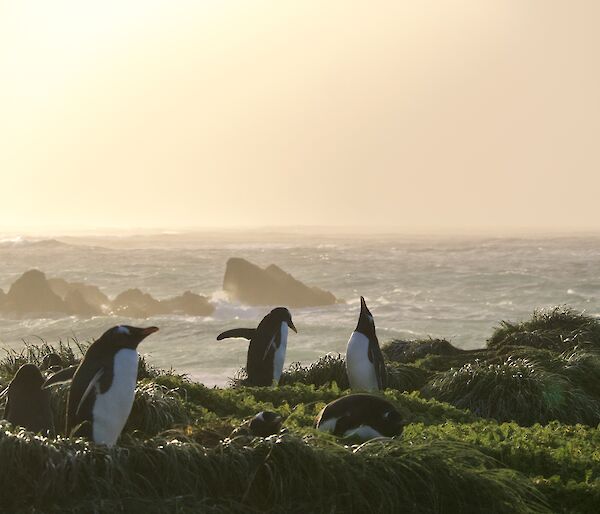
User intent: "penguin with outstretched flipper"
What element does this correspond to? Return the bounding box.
[217,307,297,386]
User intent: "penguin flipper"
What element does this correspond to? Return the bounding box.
[368,340,387,390]
[217,328,256,341]
[67,358,113,436]
[43,365,79,388]
[262,336,277,360]
[76,368,104,416]
[334,415,355,437]
[3,396,10,419]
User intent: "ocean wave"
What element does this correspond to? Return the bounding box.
[209,295,263,320]
[0,237,72,249]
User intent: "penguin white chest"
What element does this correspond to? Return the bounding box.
[92,349,138,446]
[272,323,288,385]
[346,332,379,391]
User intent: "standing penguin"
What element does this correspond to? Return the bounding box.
[44,325,158,446]
[346,297,387,391]
[217,307,297,386]
[1,364,54,435]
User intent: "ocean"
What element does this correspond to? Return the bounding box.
[1,231,599,386]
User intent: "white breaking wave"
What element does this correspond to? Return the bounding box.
[1,233,600,385]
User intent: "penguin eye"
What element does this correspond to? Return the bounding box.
[115,326,130,335]
[383,411,391,419]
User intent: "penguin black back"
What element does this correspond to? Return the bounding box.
[316,393,403,439]
[3,364,54,435]
[217,307,297,386]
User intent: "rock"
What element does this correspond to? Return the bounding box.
[160,291,214,316]
[111,288,165,318]
[48,278,110,310]
[2,270,66,314]
[2,271,215,319]
[64,289,102,316]
[223,258,337,307]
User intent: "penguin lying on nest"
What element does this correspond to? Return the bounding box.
[315,394,403,441]
[1,364,54,435]
[44,325,159,446]
[229,411,285,439]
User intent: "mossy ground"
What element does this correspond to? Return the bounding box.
[1,306,599,513]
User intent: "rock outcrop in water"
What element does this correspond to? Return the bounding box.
[161,291,215,316]
[223,257,337,307]
[48,278,110,313]
[112,288,164,317]
[112,289,214,317]
[0,270,215,318]
[3,270,67,314]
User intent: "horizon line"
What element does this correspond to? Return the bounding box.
[3,224,600,238]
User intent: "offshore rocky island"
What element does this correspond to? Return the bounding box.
[0,306,598,513]
[0,258,338,318]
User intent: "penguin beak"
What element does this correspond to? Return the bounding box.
[360,296,372,318]
[140,326,159,337]
[287,320,297,333]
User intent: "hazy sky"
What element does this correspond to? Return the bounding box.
[1,1,599,232]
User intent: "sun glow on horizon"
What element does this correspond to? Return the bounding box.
[2,1,600,231]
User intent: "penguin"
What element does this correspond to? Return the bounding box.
[44,325,158,446]
[249,411,283,437]
[217,307,297,386]
[1,364,54,435]
[43,363,78,386]
[41,353,65,374]
[345,296,387,391]
[315,393,403,440]
[229,411,284,439]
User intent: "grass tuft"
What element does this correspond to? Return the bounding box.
[421,355,600,426]
[488,306,600,351]
[0,426,549,514]
[280,353,349,388]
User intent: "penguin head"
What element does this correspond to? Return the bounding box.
[356,296,376,337]
[380,408,404,437]
[270,307,297,333]
[41,353,64,371]
[100,325,159,349]
[249,410,283,437]
[9,364,45,392]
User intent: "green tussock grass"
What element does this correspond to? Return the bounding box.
[488,306,600,351]
[402,421,600,514]
[421,355,600,426]
[279,354,431,392]
[382,338,464,362]
[3,306,600,512]
[0,339,82,386]
[125,382,190,436]
[0,426,549,514]
[280,353,349,388]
